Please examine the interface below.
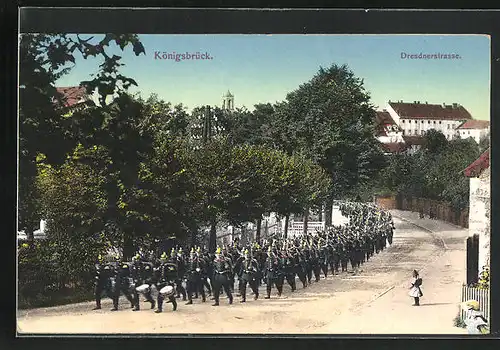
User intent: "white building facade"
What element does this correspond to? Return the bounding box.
[456,120,490,144]
[465,150,490,276]
[385,101,473,140]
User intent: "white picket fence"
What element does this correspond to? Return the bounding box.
[461,285,490,323]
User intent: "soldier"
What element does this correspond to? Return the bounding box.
[92,255,115,310]
[293,244,308,288]
[310,242,322,282]
[212,247,234,306]
[238,249,260,302]
[198,247,212,297]
[133,255,156,311]
[185,247,206,305]
[153,252,178,313]
[171,248,187,301]
[264,246,284,298]
[318,239,330,278]
[112,260,136,311]
[282,246,297,292]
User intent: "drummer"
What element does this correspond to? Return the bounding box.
[154,252,178,313]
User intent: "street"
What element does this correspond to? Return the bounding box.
[17,210,468,334]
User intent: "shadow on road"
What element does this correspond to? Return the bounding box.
[418,302,455,307]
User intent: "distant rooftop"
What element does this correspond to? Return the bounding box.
[457,120,490,130]
[388,100,473,121]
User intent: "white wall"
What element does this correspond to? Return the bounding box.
[385,103,401,126]
[468,168,491,275]
[458,128,488,144]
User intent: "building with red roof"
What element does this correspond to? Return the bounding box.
[456,120,490,144]
[55,86,94,113]
[384,100,473,141]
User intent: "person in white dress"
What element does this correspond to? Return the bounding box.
[408,270,423,306]
[461,300,489,334]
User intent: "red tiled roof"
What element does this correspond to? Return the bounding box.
[389,101,473,120]
[457,120,490,130]
[376,111,396,125]
[375,110,400,136]
[381,142,408,154]
[56,86,91,107]
[402,135,426,145]
[464,149,490,178]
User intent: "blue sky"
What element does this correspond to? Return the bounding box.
[55,34,490,120]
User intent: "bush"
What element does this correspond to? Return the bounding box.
[18,240,96,308]
[453,312,466,328]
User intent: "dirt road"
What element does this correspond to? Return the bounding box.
[17,211,469,335]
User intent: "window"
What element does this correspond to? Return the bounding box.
[433,121,436,124]
[402,120,405,123]
[439,121,442,124]
[428,121,431,124]
[447,124,450,129]
[408,130,412,135]
[414,129,418,135]
[421,120,424,123]
[468,131,470,135]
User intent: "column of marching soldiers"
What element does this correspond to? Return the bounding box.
[93,202,395,313]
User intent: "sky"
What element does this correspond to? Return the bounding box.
[55,34,491,120]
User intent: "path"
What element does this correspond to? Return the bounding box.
[17,210,468,334]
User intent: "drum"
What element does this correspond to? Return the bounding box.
[136,284,150,294]
[109,277,117,293]
[159,285,175,297]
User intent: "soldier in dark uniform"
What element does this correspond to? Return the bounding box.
[340,240,349,272]
[198,247,212,297]
[212,247,234,306]
[171,248,187,301]
[185,247,206,305]
[92,255,114,310]
[238,248,260,302]
[293,245,308,288]
[318,239,330,278]
[153,252,178,313]
[264,246,284,298]
[330,240,341,275]
[133,254,156,311]
[310,242,322,282]
[282,246,297,292]
[112,260,136,311]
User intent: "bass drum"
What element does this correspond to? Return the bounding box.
[136,284,150,294]
[159,285,175,297]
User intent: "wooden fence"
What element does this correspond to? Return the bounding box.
[461,285,490,323]
[376,195,469,228]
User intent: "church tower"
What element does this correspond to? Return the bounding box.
[222,90,234,111]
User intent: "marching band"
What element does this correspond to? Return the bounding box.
[93,202,396,313]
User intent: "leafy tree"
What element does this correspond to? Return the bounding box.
[19,33,145,242]
[270,64,386,225]
[479,132,490,153]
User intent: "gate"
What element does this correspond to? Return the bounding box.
[466,234,479,286]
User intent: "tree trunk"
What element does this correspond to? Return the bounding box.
[303,207,309,235]
[191,230,198,249]
[209,219,217,253]
[324,199,333,227]
[123,234,135,261]
[284,214,290,239]
[26,228,34,244]
[318,205,323,222]
[256,217,262,243]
